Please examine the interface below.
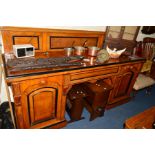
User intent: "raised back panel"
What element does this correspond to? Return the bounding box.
[0,26,105,53]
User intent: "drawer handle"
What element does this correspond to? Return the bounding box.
[124,66,130,70]
[40,80,46,84]
[130,66,138,72]
[44,52,49,55]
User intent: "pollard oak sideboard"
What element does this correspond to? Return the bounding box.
[0,27,145,128]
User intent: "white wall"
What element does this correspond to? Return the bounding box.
[0,74,8,103]
[0,38,8,103]
[31,26,107,32]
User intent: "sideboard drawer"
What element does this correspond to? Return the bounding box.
[70,67,119,81]
[119,63,142,74]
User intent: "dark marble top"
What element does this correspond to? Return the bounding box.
[2,52,145,78]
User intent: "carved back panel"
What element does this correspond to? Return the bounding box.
[0,26,105,53]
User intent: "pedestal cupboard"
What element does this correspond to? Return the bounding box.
[11,75,67,129]
[108,63,142,107]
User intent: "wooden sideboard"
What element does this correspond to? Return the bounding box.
[0,27,145,129]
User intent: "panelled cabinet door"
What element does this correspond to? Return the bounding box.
[109,65,139,104]
[28,87,56,126]
[13,75,67,129]
[21,82,61,129]
[110,72,133,103]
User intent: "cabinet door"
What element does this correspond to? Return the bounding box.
[19,76,65,129]
[110,72,133,103]
[28,87,57,126]
[108,65,139,104]
[22,85,59,128]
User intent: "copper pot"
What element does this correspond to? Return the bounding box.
[64,47,74,56]
[88,46,100,56]
[74,46,86,55]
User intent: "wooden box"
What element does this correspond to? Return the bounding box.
[84,80,113,121]
[66,84,89,122]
